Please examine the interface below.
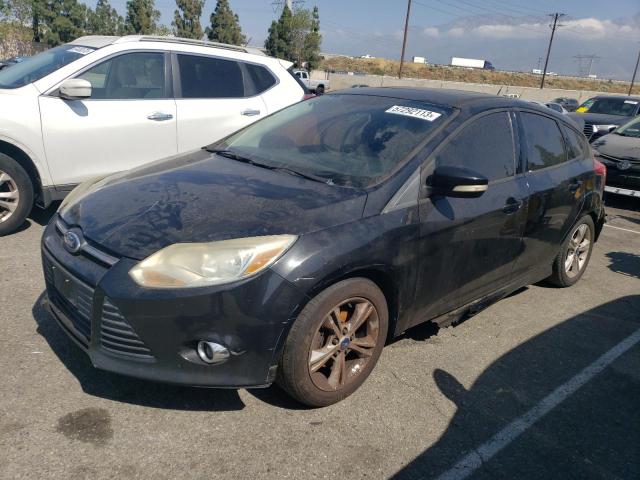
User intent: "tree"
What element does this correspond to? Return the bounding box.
[173,0,203,39]
[302,6,321,70]
[264,4,292,59]
[125,0,160,34]
[40,0,90,46]
[88,0,124,35]
[206,0,245,45]
[265,5,322,69]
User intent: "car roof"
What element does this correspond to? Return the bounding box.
[70,35,267,57]
[331,86,549,110]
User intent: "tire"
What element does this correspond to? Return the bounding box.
[277,278,388,407]
[547,215,595,287]
[0,153,34,236]
[316,85,325,95]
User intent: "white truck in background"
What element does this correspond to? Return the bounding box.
[451,57,495,70]
[293,69,329,94]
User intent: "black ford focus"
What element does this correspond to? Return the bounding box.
[42,88,606,406]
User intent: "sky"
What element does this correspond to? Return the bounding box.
[96,0,640,80]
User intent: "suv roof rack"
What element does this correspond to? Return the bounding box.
[116,35,266,56]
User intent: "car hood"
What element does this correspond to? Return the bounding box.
[568,112,629,125]
[60,149,368,260]
[592,133,640,161]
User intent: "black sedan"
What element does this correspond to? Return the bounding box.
[42,88,606,406]
[569,95,640,142]
[592,115,640,197]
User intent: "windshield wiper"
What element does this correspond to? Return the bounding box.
[207,149,333,185]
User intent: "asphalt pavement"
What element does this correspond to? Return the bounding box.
[1,194,639,479]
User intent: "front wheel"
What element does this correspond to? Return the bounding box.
[547,215,595,287]
[277,278,388,407]
[0,153,34,236]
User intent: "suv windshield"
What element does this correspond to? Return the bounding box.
[579,97,638,116]
[0,45,96,89]
[615,116,640,138]
[208,94,452,188]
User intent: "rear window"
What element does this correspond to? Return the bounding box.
[211,94,452,188]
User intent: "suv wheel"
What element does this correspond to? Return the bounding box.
[277,278,388,407]
[548,215,595,287]
[0,153,34,236]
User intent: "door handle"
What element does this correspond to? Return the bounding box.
[241,109,261,117]
[568,180,583,192]
[503,197,522,214]
[147,112,173,121]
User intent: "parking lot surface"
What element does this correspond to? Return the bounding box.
[1,195,639,479]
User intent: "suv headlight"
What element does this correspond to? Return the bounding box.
[593,124,617,133]
[129,235,297,288]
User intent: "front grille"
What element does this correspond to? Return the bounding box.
[100,299,154,360]
[583,124,594,138]
[43,253,94,345]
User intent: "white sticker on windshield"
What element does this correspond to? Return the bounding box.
[385,105,442,122]
[68,46,94,55]
[624,100,638,104]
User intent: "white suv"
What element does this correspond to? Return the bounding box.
[0,35,308,235]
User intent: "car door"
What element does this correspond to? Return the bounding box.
[173,53,272,152]
[412,110,528,322]
[513,111,589,277]
[39,51,177,187]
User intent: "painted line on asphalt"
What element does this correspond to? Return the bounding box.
[435,327,640,480]
[604,224,640,235]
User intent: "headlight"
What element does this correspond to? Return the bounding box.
[129,235,297,288]
[593,124,617,133]
[58,175,108,213]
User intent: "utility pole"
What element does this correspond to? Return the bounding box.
[399,0,412,79]
[630,46,640,96]
[540,12,565,89]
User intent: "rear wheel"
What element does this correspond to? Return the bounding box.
[316,84,325,95]
[0,153,34,236]
[547,215,595,287]
[277,278,388,407]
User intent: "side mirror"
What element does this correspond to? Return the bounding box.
[59,78,92,100]
[427,166,488,198]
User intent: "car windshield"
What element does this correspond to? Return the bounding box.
[615,116,640,138]
[208,94,452,188]
[580,97,638,116]
[0,44,96,89]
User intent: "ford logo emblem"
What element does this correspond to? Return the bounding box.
[63,231,82,254]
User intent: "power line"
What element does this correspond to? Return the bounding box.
[540,12,565,89]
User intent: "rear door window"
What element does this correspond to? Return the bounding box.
[177,54,245,98]
[520,112,567,171]
[242,63,277,96]
[435,112,516,181]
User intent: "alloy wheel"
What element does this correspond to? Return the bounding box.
[564,223,591,278]
[0,170,19,223]
[308,297,380,392]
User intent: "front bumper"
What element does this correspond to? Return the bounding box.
[41,218,308,388]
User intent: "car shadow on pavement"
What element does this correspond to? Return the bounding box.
[32,293,246,411]
[605,251,640,279]
[390,295,640,480]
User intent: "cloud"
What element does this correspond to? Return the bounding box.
[422,27,439,38]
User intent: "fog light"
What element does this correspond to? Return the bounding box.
[197,341,230,365]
